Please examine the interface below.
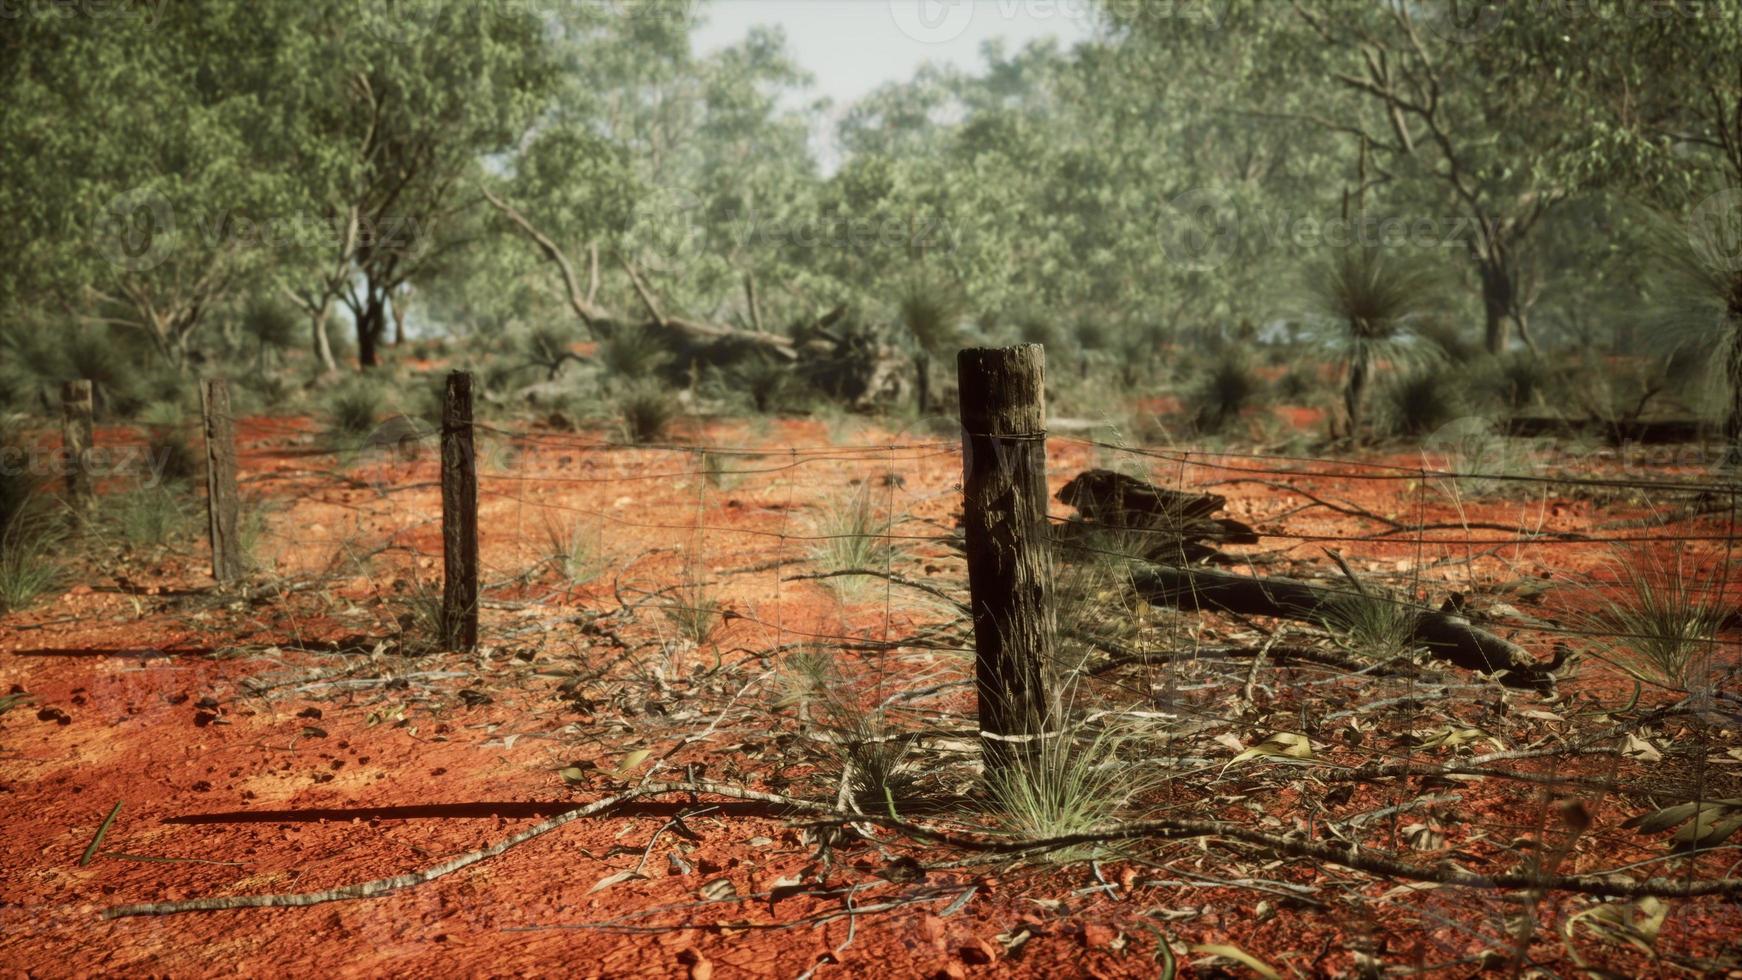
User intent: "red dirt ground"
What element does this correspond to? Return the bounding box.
[2,409,1739,977]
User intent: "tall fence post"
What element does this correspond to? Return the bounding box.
[957,344,1056,774]
[199,378,242,584]
[60,380,94,509]
[441,371,479,651]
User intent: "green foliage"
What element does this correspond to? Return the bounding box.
[0,425,61,613]
[107,485,196,550]
[1322,586,1420,662]
[896,273,966,355]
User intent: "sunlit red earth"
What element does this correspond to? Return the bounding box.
[2,403,1739,977]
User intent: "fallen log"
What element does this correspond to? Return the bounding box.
[1503,416,1711,444]
[1126,562,1560,691]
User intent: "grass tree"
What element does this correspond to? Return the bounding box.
[896,272,966,416]
[1651,192,1742,465]
[1305,246,1444,442]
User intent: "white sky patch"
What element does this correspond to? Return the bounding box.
[694,0,1097,169]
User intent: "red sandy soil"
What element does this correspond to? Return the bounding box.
[2,409,1739,977]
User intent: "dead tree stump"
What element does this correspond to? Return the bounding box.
[957,344,1056,774]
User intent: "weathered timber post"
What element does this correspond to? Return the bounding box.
[199,379,242,584]
[60,380,94,509]
[957,344,1056,774]
[441,371,479,651]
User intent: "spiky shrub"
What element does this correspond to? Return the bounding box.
[1382,367,1463,438]
[542,517,603,586]
[1190,348,1264,435]
[0,425,60,613]
[1322,587,1420,661]
[325,382,384,444]
[987,717,1160,852]
[109,485,195,549]
[1305,246,1444,441]
[598,327,672,382]
[617,383,677,445]
[1646,195,1742,464]
[0,513,61,614]
[1578,545,1730,691]
[724,355,799,414]
[779,647,916,810]
[661,578,721,646]
[810,484,899,598]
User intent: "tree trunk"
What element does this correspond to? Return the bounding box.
[312,300,338,374]
[1480,258,1514,355]
[915,350,931,416]
[1344,351,1368,441]
[391,288,408,347]
[356,290,385,369]
[1727,313,1742,466]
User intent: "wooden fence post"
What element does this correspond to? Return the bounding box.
[441,371,479,651]
[60,380,94,509]
[957,344,1056,774]
[199,379,242,584]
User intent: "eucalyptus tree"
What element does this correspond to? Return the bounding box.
[0,2,302,369]
[1496,4,1742,458]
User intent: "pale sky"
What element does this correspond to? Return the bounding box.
[694,0,1097,165]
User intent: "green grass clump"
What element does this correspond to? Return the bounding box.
[0,508,63,614]
[1580,545,1730,691]
[987,716,1161,852]
[109,484,195,549]
[780,646,917,810]
[325,383,386,444]
[809,484,900,598]
[617,383,677,445]
[661,578,721,646]
[542,517,604,586]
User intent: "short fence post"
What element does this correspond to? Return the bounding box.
[441,371,479,651]
[199,378,242,584]
[957,344,1056,774]
[60,380,94,509]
